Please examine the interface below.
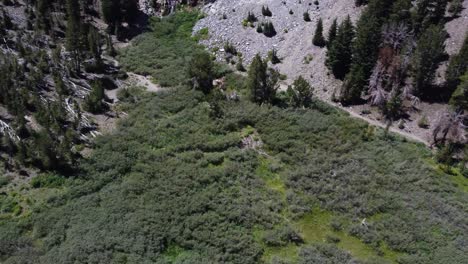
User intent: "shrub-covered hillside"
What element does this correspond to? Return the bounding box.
[1,8,467,264]
[2,81,467,263]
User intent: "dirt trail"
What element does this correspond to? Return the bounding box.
[127,72,162,92]
[340,105,431,146]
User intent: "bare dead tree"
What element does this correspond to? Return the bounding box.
[369,22,419,112]
[432,110,467,145]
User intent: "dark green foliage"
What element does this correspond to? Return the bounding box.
[450,71,468,111]
[262,5,272,17]
[119,12,204,86]
[326,16,354,80]
[246,11,257,22]
[340,10,382,103]
[448,0,463,17]
[84,81,106,113]
[263,21,276,38]
[412,24,447,96]
[269,49,280,64]
[355,0,368,7]
[446,34,468,93]
[224,41,238,55]
[256,23,263,33]
[87,27,102,67]
[389,0,413,23]
[327,18,338,48]
[65,0,81,53]
[36,0,51,32]
[31,173,65,189]
[236,57,246,72]
[101,0,121,30]
[412,0,449,34]
[247,54,277,104]
[286,76,314,107]
[313,18,326,47]
[188,52,214,94]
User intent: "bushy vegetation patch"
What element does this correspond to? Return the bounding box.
[119,11,205,87]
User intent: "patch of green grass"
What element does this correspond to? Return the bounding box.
[193,27,209,41]
[262,207,404,263]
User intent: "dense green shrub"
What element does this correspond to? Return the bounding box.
[30,173,65,189]
[118,12,204,87]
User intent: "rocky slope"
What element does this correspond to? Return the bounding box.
[194,0,468,145]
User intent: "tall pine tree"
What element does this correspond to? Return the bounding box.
[412,24,447,96]
[339,0,392,104]
[313,18,326,47]
[327,18,338,48]
[247,54,277,104]
[446,33,468,93]
[326,16,354,80]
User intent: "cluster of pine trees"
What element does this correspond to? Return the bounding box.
[321,0,468,160]
[323,0,467,109]
[0,0,138,173]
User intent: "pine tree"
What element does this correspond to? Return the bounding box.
[102,0,121,32]
[107,34,117,57]
[289,76,314,107]
[263,21,276,37]
[246,11,257,23]
[412,24,447,96]
[303,12,311,22]
[88,27,102,67]
[389,0,412,23]
[340,8,382,103]
[188,52,214,94]
[448,0,463,17]
[247,54,277,104]
[84,81,106,113]
[262,6,272,17]
[446,34,468,93]
[36,0,51,33]
[413,0,449,34]
[66,0,82,72]
[327,18,338,48]
[326,16,354,80]
[269,49,280,64]
[313,18,326,47]
[449,71,468,111]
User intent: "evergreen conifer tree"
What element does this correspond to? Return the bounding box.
[413,0,449,34]
[340,7,382,103]
[327,18,338,48]
[412,24,447,96]
[289,76,314,107]
[326,16,354,80]
[449,71,468,111]
[263,21,276,37]
[248,54,277,104]
[66,0,81,49]
[188,52,214,94]
[262,6,272,17]
[446,34,468,93]
[313,18,326,47]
